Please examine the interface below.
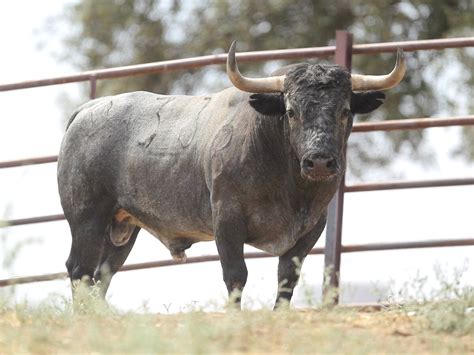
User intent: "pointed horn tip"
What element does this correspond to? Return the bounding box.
[395,48,407,79]
[228,41,237,60]
[397,47,405,58]
[396,48,406,69]
[227,41,237,71]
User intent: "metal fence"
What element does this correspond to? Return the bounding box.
[1,32,473,302]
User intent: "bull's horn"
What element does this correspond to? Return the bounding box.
[227,41,285,93]
[351,48,406,91]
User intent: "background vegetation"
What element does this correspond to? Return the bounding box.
[41,0,474,177]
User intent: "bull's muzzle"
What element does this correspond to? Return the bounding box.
[301,153,337,181]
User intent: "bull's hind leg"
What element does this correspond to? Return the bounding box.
[94,226,140,297]
[274,214,327,309]
[65,215,109,297]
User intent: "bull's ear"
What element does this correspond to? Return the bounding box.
[351,91,385,114]
[249,93,286,116]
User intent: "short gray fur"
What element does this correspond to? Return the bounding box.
[58,63,386,308]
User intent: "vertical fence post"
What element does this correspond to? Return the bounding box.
[89,74,97,99]
[323,30,353,305]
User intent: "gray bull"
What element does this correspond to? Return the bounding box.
[58,42,405,308]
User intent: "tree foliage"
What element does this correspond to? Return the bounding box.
[47,0,474,177]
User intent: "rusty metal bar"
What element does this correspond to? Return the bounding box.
[2,116,472,170]
[1,214,65,227]
[0,252,281,287]
[352,37,474,54]
[0,155,58,169]
[1,237,472,288]
[0,272,68,287]
[341,238,474,253]
[89,74,97,99]
[120,252,276,272]
[352,116,474,133]
[1,37,472,93]
[0,46,336,92]
[345,177,474,193]
[3,176,472,229]
[324,31,353,305]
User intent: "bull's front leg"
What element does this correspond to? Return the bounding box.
[275,213,327,309]
[213,203,248,309]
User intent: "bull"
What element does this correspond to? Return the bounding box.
[58,42,405,308]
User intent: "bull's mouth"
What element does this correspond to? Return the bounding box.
[301,171,338,182]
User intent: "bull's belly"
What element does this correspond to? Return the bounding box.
[244,203,325,257]
[248,238,300,257]
[145,225,215,243]
[246,224,313,256]
[112,208,214,262]
[112,208,296,259]
[114,208,214,241]
[113,202,323,259]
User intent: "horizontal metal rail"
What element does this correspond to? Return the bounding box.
[341,238,474,252]
[0,272,68,287]
[0,37,472,92]
[1,214,65,227]
[1,36,473,290]
[352,115,474,133]
[351,37,474,54]
[0,155,58,169]
[345,178,474,193]
[0,46,336,92]
[1,176,473,228]
[1,237,472,287]
[1,116,473,170]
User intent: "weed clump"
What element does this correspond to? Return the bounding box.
[393,263,474,335]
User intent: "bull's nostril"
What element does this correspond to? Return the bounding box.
[302,156,337,177]
[326,159,336,170]
[304,159,314,169]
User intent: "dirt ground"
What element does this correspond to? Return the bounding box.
[1,305,473,354]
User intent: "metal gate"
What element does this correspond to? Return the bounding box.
[1,32,473,304]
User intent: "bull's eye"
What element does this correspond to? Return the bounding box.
[342,108,351,117]
[286,109,295,118]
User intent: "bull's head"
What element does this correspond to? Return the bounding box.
[227,41,405,182]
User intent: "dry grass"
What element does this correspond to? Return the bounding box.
[0,297,473,354]
[1,264,472,354]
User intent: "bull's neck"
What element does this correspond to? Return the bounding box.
[248,113,287,172]
[249,113,341,196]
[249,114,302,188]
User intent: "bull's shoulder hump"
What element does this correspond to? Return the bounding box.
[216,87,251,107]
[65,96,112,131]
